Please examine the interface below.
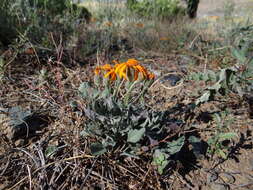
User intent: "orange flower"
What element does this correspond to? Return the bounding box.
[104,21,113,27]
[90,17,97,23]
[115,59,149,81]
[94,59,154,82]
[159,37,169,41]
[133,64,149,79]
[126,59,139,66]
[94,64,112,75]
[136,23,144,28]
[94,64,117,81]
[209,16,219,20]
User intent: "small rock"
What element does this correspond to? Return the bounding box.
[207,172,218,184]
[14,139,25,147]
[160,74,181,86]
[249,157,253,170]
[152,69,162,77]
[220,173,235,184]
[0,106,49,141]
[210,183,229,190]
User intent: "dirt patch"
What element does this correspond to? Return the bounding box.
[198,0,253,17]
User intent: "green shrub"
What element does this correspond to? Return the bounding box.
[28,0,72,15]
[0,0,91,46]
[0,0,19,45]
[28,0,91,19]
[126,0,185,19]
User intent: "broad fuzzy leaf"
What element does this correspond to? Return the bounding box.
[127,128,145,143]
[152,149,169,174]
[196,91,210,105]
[166,136,185,155]
[188,136,205,159]
[8,106,32,126]
[90,143,107,156]
[231,48,247,63]
[45,146,58,158]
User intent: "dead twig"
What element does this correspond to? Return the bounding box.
[26,165,32,190]
[8,154,94,190]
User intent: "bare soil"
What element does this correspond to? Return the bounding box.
[198,0,253,17]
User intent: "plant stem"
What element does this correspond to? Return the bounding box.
[113,79,124,98]
[131,80,152,105]
[123,80,138,105]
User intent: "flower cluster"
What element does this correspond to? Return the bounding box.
[94,59,155,81]
[135,23,144,28]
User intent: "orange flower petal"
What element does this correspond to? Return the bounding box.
[126,59,139,67]
[94,68,100,75]
[103,67,118,81]
[94,64,112,75]
[133,65,148,79]
[112,60,120,65]
[134,70,139,81]
[126,59,138,66]
[121,72,128,80]
[115,63,124,73]
[101,64,113,71]
[104,70,112,78]
[118,64,127,79]
[136,23,144,28]
[111,73,117,80]
[148,73,155,80]
[159,37,169,41]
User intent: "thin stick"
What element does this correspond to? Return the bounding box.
[82,158,98,185]
[26,165,32,190]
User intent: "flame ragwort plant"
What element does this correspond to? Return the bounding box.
[78,59,177,159]
[78,61,198,174]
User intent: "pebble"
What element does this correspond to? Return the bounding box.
[207,172,218,184]
[210,183,229,190]
[160,74,181,86]
[249,157,253,170]
[220,173,235,184]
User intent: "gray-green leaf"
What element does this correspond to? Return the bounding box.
[90,143,107,156]
[166,136,185,155]
[45,146,58,158]
[196,91,210,105]
[127,128,145,143]
[218,132,238,141]
[78,82,91,98]
[231,48,247,63]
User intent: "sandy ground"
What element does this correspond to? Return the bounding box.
[197,0,253,17]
